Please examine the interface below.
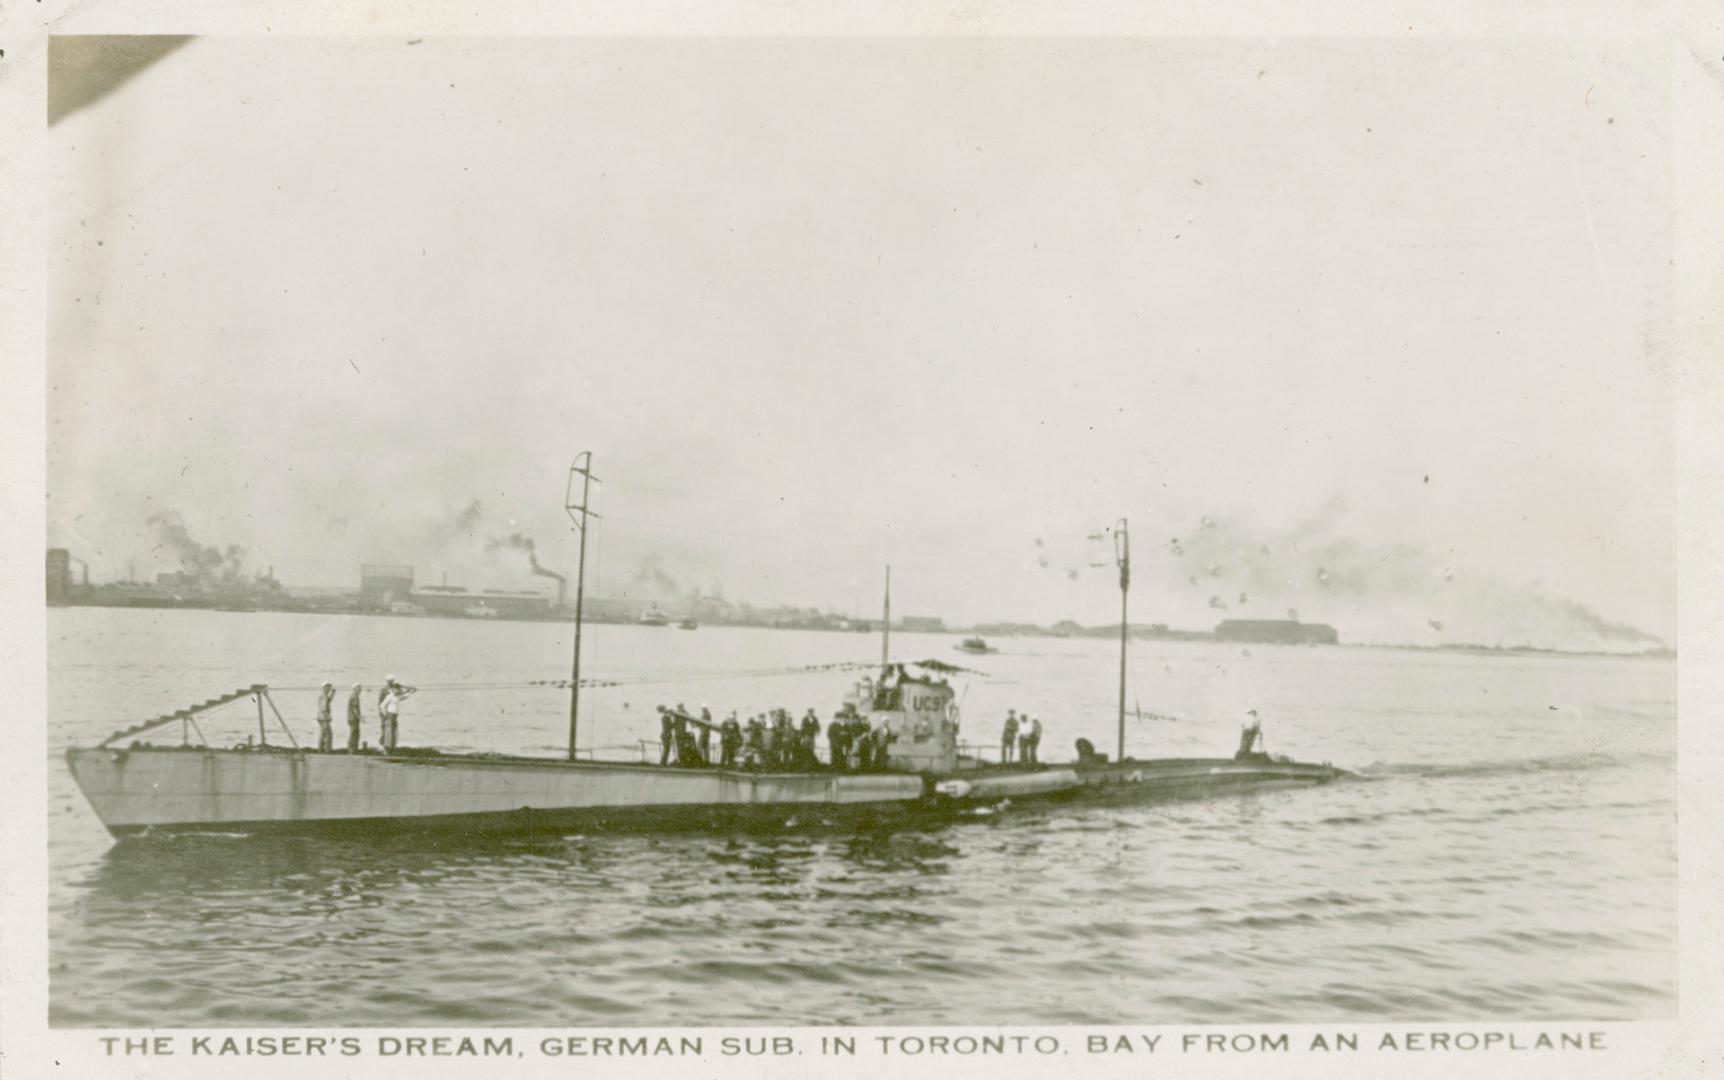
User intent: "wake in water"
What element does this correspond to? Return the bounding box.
[1349,750,1671,782]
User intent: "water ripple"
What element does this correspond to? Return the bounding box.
[46,614,1677,1026]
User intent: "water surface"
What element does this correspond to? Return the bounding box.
[48,609,1676,1025]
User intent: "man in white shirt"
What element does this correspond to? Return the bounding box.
[379,676,415,752]
[380,684,400,752]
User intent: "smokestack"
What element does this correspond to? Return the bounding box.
[523,549,567,607]
[488,533,567,607]
[530,558,568,607]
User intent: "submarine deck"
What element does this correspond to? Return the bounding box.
[65,745,1345,838]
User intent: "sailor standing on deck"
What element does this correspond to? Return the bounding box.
[870,724,894,771]
[315,682,336,751]
[773,711,795,769]
[659,707,676,765]
[1001,710,1019,766]
[827,711,850,770]
[380,677,413,752]
[854,713,875,770]
[1025,715,1043,766]
[799,709,821,769]
[745,715,767,768]
[677,723,703,767]
[720,711,742,768]
[346,684,363,751]
[1235,709,1265,760]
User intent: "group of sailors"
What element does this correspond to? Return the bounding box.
[308,679,1266,768]
[999,709,1043,765]
[312,677,417,753]
[656,702,898,772]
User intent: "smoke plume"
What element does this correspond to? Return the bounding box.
[629,553,682,599]
[488,532,567,600]
[1524,593,1663,645]
[449,498,483,537]
[147,511,248,585]
[1152,496,1663,650]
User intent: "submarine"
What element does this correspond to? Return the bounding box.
[64,455,1345,839]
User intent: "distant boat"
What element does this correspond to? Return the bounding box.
[638,604,669,627]
[955,636,995,655]
[678,618,698,630]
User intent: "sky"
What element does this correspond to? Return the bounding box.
[47,36,1675,648]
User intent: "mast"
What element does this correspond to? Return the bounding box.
[881,564,891,667]
[564,453,600,762]
[1114,517,1130,763]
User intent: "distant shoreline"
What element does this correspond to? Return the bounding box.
[45,597,1673,661]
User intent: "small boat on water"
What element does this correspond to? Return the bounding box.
[678,618,698,630]
[63,457,1346,839]
[638,603,669,627]
[955,636,995,655]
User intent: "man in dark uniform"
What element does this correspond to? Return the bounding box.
[799,709,821,769]
[827,711,850,770]
[773,711,795,768]
[745,715,767,769]
[677,724,703,766]
[720,712,742,768]
[673,704,692,764]
[871,725,894,771]
[854,717,874,772]
[659,707,676,765]
[1235,709,1266,760]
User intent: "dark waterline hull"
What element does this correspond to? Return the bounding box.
[66,746,1345,839]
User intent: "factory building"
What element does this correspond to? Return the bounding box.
[411,585,550,618]
[359,564,415,611]
[898,615,947,633]
[46,548,72,605]
[1213,618,1339,645]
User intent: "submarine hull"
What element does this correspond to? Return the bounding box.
[65,748,926,838]
[66,747,1345,839]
